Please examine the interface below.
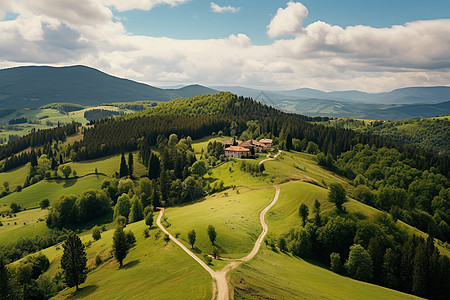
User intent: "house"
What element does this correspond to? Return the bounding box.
[224,146,251,159]
[259,138,273,148]
[239,139,264,153]
[222,139,242,148]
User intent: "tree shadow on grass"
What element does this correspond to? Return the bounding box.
[121,259,140,269]
[63,178,78,188]
[66,285,98,299]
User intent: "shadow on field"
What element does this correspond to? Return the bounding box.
[63,178,77,188]
[122,259,140,269]
[67,285,98,299]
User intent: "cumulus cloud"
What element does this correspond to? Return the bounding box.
[0,1,450,92]
[210,2,241,13]
[267,2,308,38]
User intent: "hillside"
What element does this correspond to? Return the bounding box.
[321,117,450,156]
[0,65,218,108]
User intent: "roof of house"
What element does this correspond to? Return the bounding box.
[239,141,254,148]
[259,138,273,143]
[222,141,233,145]
[224,146,250,152]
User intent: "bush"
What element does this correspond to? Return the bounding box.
[212,246,221,259]
[126,231,136,246]
[92,226,101,241]
[10,202,21,213]
[95,255,102,266]
[330,252,343,274]
[204,255,212,265]
[40,199,50,209]
[143,228,150,238]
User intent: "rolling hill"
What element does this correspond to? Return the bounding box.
[0,65,218,108]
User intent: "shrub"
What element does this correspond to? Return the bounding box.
[40,199,50,209]
[95,255,102,266]
[92,226,101,241]
[143,228,150,238]
[126,231,136,246]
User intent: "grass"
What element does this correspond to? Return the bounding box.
[0,164,29,191]
[0,211,50,246]
[229,180,424,300]
[0,174,105,210]
[230,248,422,300]
[45,220,212,300]
[164,187,275,265]
[67,152,147,178]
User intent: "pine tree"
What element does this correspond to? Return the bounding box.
[61,232,87,292]
[128,153,134,178]
[128,197,144,223]
[299,203,309,227]
[286,132,292,150]
[412,242,428,297]
[30,151,38,168]
[148,152,161,180]
[119,153,128,178]
[0,255,10,299]
[113,226,130,268]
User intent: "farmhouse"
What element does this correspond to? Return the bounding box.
[259,138,273,148]
[224,146,251,159]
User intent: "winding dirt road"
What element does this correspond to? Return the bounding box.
[259,150,282,166]
[157,185,281,300]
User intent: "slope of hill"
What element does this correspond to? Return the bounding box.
[0,66,217,108]
[321,116,450,156]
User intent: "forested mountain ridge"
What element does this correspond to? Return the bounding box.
[0,65,218,108]
[320,117,450,156]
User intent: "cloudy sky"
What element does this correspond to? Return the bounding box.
[1,0,450,92]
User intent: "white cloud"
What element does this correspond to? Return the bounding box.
[0,1,450,92]
[210,2,241,13]
[267,1,308,38]
[100,0,189,12]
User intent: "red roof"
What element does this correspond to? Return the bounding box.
[259,138,273,143]
[224,146,250,152]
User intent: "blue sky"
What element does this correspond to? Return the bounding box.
[0,0,449,91]
[117,0,450,45]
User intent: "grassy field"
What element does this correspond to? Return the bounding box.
[43,220,212,300]
[0,164,28,191]
[67,152,147,178]
[0,209,50,245]
[230,248,422,300]
[164,187,275,263]
[0,174,105,211]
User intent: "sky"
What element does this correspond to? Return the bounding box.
[0,0,450,92]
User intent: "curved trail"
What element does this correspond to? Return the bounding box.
[259,150,282,166]
[157,185,281,300]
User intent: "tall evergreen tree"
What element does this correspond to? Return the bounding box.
[113,226,130,268]
[128,197,144,223]
[61,232,87,292]
[128,153,134,178]
[286,132,293,150]
[119,153,128,178]
[30,151,38,168]
[299,203,309,227]
[148,152,161,180]
[412,242,428,297]
[0,255,10,299]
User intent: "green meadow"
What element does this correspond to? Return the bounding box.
[164,186,275,263]
[43,220,213,300]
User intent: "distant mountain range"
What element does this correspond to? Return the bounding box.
[0,65,448,119]
[0,65,218,108]
[214,86,450,120]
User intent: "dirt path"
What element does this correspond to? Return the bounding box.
[259,150,282,166]
[156,185,281,300]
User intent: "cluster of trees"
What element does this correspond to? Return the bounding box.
[0,230,66,264]
[84,109,121,122]
[240,161,265,175]
[46,189,111,228]
[330,144,450,242]
[0,252,59,299]
[8,117,27,125]
[0,122,78,163]
[274,187,450,299]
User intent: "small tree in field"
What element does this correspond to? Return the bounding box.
[212,246,221,259]
[92,226,101,241]
[188,230,196,248]
[299,203,309,227]
[112,226,129,268]
[207,225,217,245]
[328,183,348,211]
[60,165,72,179]
[61,232,87,292]
[145,212,154,229]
